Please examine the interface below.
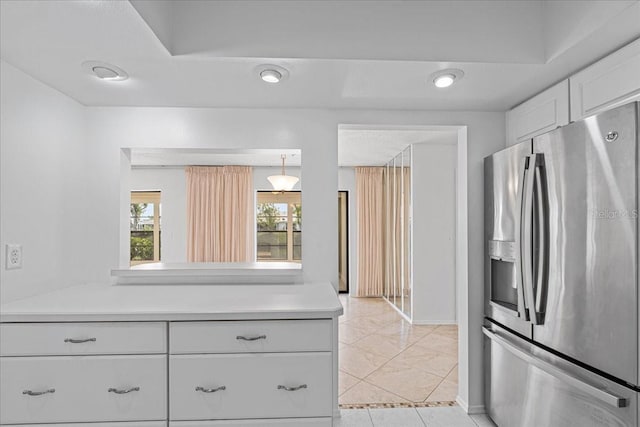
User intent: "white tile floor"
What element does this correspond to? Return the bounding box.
[336,407,496,427]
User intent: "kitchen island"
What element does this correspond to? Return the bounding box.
[0,282,342,426]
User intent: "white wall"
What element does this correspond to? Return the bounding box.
[84,109,336,286]
[129,166,302,263]
[411,143,457,324]
[0,60,87,303]
[130,167,187,263]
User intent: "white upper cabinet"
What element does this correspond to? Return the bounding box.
[506,80,570,146]
[570,38,640,122]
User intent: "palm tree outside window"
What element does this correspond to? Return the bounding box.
[130,191,161,265]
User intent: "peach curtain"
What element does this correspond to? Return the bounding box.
[186,166,253,262]
[356,167,385,297]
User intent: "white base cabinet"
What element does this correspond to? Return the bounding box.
[0,319,337,426]
[0,283,342,426]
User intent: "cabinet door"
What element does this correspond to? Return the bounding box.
[506,80,570,146]
[570,38,640,121]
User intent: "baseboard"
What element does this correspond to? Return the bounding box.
[456,396,485,414]
[411,320,457,325]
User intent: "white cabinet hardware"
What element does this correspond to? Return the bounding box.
[277,384,307,391]
[22,388,55,396]
[235,334,266,341]
[195,386,226,393]
[64,337,96,343]
[108,386,140,394]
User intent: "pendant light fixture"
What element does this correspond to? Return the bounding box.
[268,154,299,191]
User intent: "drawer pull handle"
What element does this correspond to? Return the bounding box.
[236,335,267,341]
[64,337,97,344]
[108,386,140,394]
[277,384,308,391]
[23,388,55,396]
[195,386,226,393]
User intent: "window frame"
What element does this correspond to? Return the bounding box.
[256,191,301,263]
[130,191,161,265]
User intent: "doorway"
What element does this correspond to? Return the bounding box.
[337,125,463,408]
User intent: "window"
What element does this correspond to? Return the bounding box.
[130,191,161,265]
[256,191,301,262]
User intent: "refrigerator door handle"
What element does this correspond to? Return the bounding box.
[520,155,537,320]
[532,159,548,324]
[482,327,629,409]
[515,156,532,320]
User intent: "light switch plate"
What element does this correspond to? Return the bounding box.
[6,244,22,269]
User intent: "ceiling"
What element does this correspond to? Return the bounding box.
[1,1,639,110]
[130,148,301,167]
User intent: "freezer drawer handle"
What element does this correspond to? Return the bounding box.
[195,386,226,393]
[23,388,55,396]
[236,335,266,341]
[482,327,628,408]
[277,384,308,391]
[64,337,96,344]
[108,386,140,394]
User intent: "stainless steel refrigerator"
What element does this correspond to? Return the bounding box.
[483,101,639,426]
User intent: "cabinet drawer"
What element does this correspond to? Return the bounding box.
[169,320,331,354]
[0,322,166,356]
[170,419,331,426]
[170,353,332,420]
[0,355,167,424]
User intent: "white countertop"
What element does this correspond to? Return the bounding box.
[111,262,303,284]
[0,282,342,322]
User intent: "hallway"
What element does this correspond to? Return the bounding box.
[339,295,458,406]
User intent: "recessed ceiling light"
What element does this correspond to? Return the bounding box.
[82,60,128,81]
[430,69,464,89]
[255,64,289,84]
[260,69,282,83]
[434,74,455,88]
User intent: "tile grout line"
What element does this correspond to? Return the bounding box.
[366,406,375,426]
[416,405,429,426]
